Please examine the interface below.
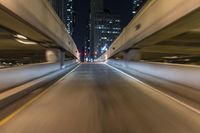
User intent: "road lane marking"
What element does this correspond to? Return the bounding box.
[106,64,200,115]
[0,64,80,126]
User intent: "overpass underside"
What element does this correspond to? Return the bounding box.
[0,0,79,65]
[139,8,200,63]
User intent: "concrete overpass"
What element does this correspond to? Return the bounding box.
[0,0,79,62]
[99,0,200,62]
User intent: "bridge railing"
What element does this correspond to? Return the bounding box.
[108,59,200,103]
[108,59,200,90]
[0,60,78,92]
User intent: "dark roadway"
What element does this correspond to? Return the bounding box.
[0,63,200,133]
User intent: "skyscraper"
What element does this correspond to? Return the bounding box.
[131,0,147,16]
[94,11,121,58]
[89,0,121,60]
[48,0,75,36]
[63,0,75,36]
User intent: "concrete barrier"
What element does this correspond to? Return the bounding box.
[0,63,78,109]
[108,59,200,90]
[63,60,78,68]
[0,60,77,92]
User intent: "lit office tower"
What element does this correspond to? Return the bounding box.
[64,0,74,36]
[48,0,75,36]
[89,0,121,59]
[94,11,121,58]
[132,0,147,16]
[89,0,104,59]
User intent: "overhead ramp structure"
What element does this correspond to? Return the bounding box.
[0,0,80,109]
[0,0,79,59]
[100,0,200,62]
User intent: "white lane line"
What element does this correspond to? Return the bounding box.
[50,64,81,88]
[106,63,200,114]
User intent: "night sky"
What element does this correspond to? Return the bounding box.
[73,0,133,51]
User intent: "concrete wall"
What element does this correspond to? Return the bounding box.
[0,60,77,92]
[108,59,200,90]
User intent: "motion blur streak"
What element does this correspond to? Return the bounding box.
[0,64,200,133]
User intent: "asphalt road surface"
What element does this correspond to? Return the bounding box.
[0,64,200,133]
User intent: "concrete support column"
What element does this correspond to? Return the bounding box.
[124,49,141,61]
[46,49,65,68]
[60,51,65,68]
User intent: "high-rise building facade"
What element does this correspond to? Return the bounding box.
[94,12,121,58]
[88,0,121,60]
[64,0,74,36]
[48,0,75,36]
[131,0,147,16]
[84,18,91,62]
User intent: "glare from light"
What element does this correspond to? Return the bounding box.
[184,59,190,61]
[163,56,178,59]
[14,34,28,40]
[15,39,38,45]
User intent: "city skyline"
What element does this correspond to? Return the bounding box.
[74,0,133,52]
[48,0,147,58]
[89,0,121,60]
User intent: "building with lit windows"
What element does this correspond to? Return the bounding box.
[64,0,74,36]
[48,0,75,36]
[88,0,121,60]
[83,18,91,62]
[132,0,147,16]
[94,12,121,58]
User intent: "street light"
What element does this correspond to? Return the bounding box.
[15,39,38,45]
[14,34,28,40]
